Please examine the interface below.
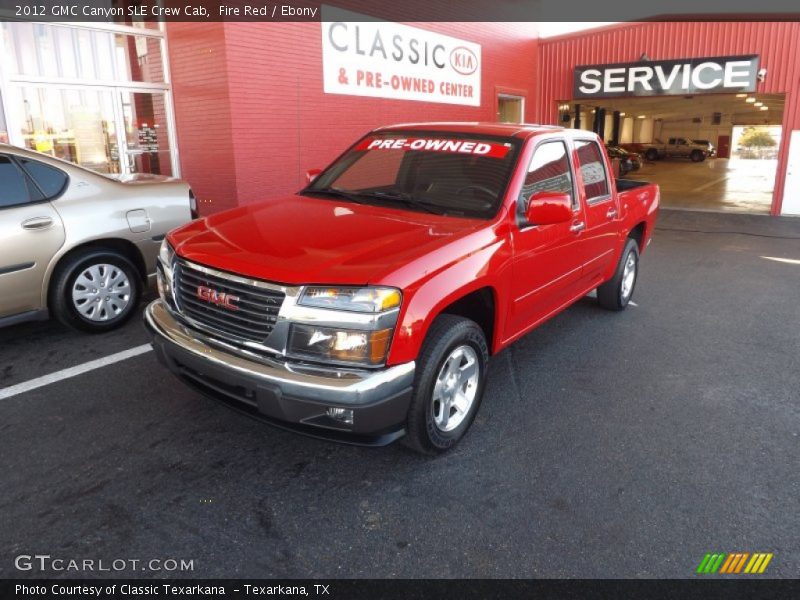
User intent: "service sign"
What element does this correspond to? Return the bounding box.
[321,6,481,106]
[573,55,760,99]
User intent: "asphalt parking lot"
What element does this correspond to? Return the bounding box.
[1,209,798,579]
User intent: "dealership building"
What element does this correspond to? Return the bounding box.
[1,17,798,216]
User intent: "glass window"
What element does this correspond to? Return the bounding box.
[0,23,165,83]
[0,88,8,144]
[10,86,121,174]
[519,141,574,215]
[0,156,35,208]
[575,140,610,202]
[20,159,68,199]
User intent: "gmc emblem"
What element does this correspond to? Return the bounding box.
[196,285,240,311]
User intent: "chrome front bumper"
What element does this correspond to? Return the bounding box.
[144,300,415,443]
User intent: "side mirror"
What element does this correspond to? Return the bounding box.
[525,191,573,225]
[306,168,322,184]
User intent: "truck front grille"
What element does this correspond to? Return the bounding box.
[174,260,284,343]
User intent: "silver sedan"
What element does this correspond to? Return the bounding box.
[0,144,194,332]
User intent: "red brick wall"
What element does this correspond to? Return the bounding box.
[168,21,538,213]
[166,22,240,212]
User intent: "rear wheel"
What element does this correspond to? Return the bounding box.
[645,148,659,161]
[403,315,489,455]
[597,238,639,311]
[51,249,141,333]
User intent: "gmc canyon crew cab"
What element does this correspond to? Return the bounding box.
[145,123,659,454]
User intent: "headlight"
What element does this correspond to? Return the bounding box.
[288,324,393,366]
[299,287,401,313]
[158,239,175,268]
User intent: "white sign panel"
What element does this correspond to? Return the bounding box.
[321,7,481,107]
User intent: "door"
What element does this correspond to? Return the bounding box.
[0,155,65,317]
[507,140,585,339]
[573,139,620,285]
[498,95,524,124]
[118,90,174,176]
[781,130,800,215]
[717,135,731,159]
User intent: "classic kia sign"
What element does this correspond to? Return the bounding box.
[573,55,759,99]
[321,6,481,106]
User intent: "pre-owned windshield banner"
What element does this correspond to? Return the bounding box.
[355,137,512,158]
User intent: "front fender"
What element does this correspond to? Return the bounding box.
[385,238,512,365]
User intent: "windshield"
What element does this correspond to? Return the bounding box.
[304,132,521,218]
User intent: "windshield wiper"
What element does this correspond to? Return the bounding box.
[361,191,444,215]
[302,187,366,204]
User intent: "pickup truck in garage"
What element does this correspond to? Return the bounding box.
[146,123,659,453]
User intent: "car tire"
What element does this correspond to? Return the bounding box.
[645,148,659,161]
[51,249,141,333]
[597,238,639,311]
[690,150,705,162]
[403,314,489,455]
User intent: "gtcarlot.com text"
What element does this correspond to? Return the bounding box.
[14,554,194,573]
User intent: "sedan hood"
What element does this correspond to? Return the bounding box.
[169,194,487,285]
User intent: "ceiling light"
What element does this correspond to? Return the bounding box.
[746,97,757,103]
[754,102,763,107]
[736,93,747,98]
[760,106,769,111]
[637,115,646,119]
[619,112,626,117]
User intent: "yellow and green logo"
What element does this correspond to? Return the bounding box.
[696,552,773,574]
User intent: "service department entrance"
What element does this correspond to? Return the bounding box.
[0,21,178,177]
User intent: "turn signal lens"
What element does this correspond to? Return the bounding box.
[299,286,402,313]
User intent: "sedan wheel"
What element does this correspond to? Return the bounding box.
[51,249,141,333]
[71,263,133,322]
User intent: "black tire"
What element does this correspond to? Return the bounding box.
[690,149,705,162]
[50,249,142,333]
[597,238,640,311]
[403,314,489,455]
[645,148,659,161]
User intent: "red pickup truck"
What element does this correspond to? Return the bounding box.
[145,123,659,454]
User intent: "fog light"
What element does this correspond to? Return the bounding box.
[327,407,354,425]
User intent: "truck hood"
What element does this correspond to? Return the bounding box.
[168,194,488,285]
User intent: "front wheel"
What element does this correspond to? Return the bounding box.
[403,315,489,455]
[690,149,705,162]
[597,238,639,311]
[645,148,659,161]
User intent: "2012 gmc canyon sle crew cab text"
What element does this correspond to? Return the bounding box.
[145,123,659,454]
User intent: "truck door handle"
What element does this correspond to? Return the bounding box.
[21,217,54,230]
[570,221,585,233]
[606,208,617,218]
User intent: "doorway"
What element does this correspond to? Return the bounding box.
[498,95,524,123]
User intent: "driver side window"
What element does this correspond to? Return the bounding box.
[518,141,574,219]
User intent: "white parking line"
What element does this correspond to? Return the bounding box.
[0,344,153,401]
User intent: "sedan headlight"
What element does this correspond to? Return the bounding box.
[158,239,175,268]
[288,324,393,366]
[298,286,401,313]
[157,240,176,306]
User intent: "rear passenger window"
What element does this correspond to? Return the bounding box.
[0,155,41,208]
[519,141,574,215]
[20,159,68,199]
[575,141,610,203]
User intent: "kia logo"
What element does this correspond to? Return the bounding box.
[450,47,478,75]
[196,285,239,311]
